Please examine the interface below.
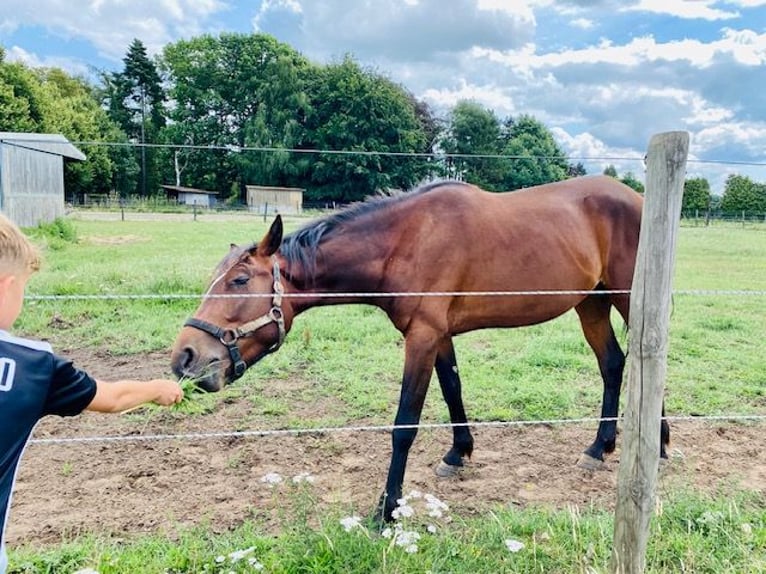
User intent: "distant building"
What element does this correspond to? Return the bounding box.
[0,132,86,227]
[246,185,304,215]
[162,185,218,208]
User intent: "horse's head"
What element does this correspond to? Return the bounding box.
[170,216,294,391]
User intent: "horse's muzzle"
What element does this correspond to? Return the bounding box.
[170,345,226,392]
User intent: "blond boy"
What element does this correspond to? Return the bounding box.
[0,213,182,573]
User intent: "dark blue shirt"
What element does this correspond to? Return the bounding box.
[0,330,97,565]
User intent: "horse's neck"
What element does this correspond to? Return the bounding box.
[284,229,388,313]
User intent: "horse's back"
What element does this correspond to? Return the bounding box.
[386,176,642,331]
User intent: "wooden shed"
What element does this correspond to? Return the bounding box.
[0,132,86,227]
[246,185,304,215]
[162,185,218,208]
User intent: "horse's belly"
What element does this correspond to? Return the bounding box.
[449,294,584,333]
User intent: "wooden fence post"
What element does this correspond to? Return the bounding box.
[611,131,689,573]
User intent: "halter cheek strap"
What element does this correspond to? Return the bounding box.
[184,257,286,381]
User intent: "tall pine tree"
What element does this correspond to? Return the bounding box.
[105,39,166,196]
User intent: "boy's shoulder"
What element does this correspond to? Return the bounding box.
[0,330,53,354]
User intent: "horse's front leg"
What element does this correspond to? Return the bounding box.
[434,337,474,477]
[376,330,439,522]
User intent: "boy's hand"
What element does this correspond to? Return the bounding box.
[151,379,184,406]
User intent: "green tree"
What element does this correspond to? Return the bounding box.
[302,56,430,202]
[619,171,644,194]
[683,177,711,214]
[161,33,311,202]
[501,115,568,190]
[105,39,166,196]
[1,51,132,199]
[568,162,587,177]
[440,101,504,190]
[721,174,766,215]
[0,50,48,132]
[602,165,644,193]
[39,69,118,199]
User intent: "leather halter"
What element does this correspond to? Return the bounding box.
[184,257,286,380]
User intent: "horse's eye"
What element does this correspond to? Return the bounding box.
[231,275,250,286]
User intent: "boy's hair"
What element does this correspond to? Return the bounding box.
[0,212,41,275]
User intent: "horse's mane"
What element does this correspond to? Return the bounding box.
[280,180,469,278]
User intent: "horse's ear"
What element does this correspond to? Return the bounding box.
[258,215,283,256]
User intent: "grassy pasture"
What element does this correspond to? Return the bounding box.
[9,213,766,573]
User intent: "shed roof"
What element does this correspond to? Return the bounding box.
[161,185,219,195]
[246,185,305,193]
[0,132,86,161]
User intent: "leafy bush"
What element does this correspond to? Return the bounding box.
[29,217,78,250]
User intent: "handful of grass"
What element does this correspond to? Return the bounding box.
[172,376,207,410]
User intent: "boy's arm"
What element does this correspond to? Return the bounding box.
[86,379,183,413]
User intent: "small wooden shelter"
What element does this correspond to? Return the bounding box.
[0,132,86,226]
[162,185,218,208]
[246,185,303,215]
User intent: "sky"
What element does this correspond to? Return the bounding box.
[2,0,765,193]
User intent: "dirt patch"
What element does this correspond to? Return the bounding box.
[84,234,151,246]
[7,349,765,546]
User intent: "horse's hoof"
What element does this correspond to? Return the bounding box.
[576,453,604,471]
[435,460,463,478]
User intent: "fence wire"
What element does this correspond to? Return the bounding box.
[23,288,766,301]
[28,414,766,446]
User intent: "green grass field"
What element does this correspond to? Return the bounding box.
[8,213,766,573]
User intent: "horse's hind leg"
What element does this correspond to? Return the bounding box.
[575,294,625,469]
[433,337,474,477]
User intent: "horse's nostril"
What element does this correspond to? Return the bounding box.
[172,346,198,377]
[180,346,197,370]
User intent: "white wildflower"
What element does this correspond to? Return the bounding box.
[405,544,419,553]
[406,489,423,499]
[427,524,438,534]
[505,539,525,553]
[395,529,421,547]
[292,472,316,484]
[425,493,449,510]
[340,515,364,532]
[248,557,265,570]
[260,472,283,486]
[228,546,256,562]
[215,555,226,563]
[741,523,753,536]
[425,493,449,518]
[392,503,415,520]
[381,527,394,539]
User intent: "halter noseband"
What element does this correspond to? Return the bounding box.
[184,257,286,380]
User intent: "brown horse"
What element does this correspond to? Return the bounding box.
[170,175,669,521]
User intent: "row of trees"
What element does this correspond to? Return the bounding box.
[0,34,583,204]
[682,175,766,217]
[2,34,765,213]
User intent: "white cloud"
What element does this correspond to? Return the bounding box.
[0,0,226,61]
[551,127,645,175]
[5,46,91,77]
[624,0,739,20]
[253,0,536,62]
[570,17,595,30]
[694,122,766,155]
[471,27,766,75]
[421,79,515,115]
[253,0,303,32]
